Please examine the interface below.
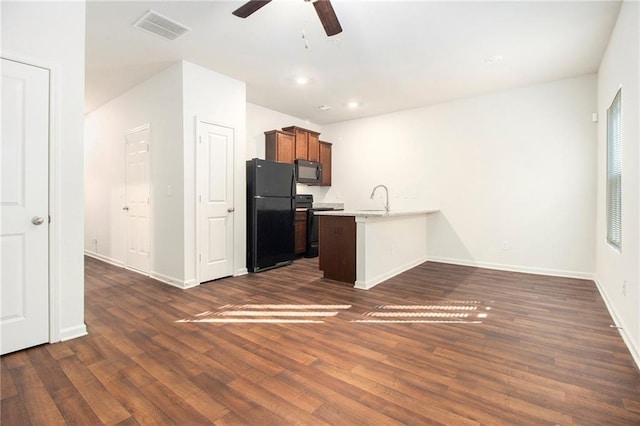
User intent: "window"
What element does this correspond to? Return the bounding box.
[606,88,622,250]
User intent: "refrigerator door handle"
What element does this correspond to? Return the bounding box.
[291,170,296,225]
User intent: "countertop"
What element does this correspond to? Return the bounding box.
[315,209,439,218]
[313,202,344,209]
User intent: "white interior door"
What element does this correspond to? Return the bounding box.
[199,122,235,282]
[1,58,50,355]
[124,125,150,274]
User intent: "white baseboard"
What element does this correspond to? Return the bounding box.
[184,279,198,289]
[426,256,595,280]
[355,256,428,290]
[86,252,196,290]
[149,271,193,289]
[592,276,640,371]
[59,324,87,342]
[235,268,248,277]
[84,250,124,268]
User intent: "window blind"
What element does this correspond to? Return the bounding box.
[606,88,622,250]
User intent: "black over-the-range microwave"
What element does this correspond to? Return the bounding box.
[295,159,323,185]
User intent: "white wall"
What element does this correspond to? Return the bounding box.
[2,1,87,340]
[85,63,186,284]
[321,75,598,278]
[85,61,247,286]
[181,62,246,281]
[595,0,640,365]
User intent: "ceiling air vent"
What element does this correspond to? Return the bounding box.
[133,10,191,41]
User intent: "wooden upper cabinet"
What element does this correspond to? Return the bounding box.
[265,130,295,164]
[282,126,321,161]
[294,128,308,160]
[319,141,332,186]
[266,127,328,183]
[308,133,320,162]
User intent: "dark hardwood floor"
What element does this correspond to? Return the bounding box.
[2,256,640,425]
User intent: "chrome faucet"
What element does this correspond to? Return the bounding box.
[370,184,390,213]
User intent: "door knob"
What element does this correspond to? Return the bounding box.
[122,206,129,211]
[227,208,235,213]
[32,216,45,226]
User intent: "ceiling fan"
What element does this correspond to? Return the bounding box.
[232,0,343,37]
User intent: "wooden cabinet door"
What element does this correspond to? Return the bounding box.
[319,141,332,186]
[308,132,320,161]
[318,216,356,283]
[282,126,322,161]
[265,130,295,164]
[277,132,295,163]
[294,211,307,254]
[293,128,308,160]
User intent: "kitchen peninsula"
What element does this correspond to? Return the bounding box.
[316,209,440,289]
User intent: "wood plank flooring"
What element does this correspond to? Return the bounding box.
[2,256,640,425]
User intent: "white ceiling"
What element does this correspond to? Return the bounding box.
[85,0,622,124]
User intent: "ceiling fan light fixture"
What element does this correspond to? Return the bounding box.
[347,101,359,109]
[295,76,309,85]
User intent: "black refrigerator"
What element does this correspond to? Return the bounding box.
[246,158,296,272]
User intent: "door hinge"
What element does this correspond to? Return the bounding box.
[199,195,202,203]
[199,254,202,262]
[48,215,51,224]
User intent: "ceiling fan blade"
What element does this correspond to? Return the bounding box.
[232,0,272,18]
[313,0,342,36]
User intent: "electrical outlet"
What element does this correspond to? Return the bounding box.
[502,240,509,251]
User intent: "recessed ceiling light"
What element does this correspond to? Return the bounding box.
[485,55,503,65]
[318,105,333,111]
[295,76,309,85]
[347,101,359,109]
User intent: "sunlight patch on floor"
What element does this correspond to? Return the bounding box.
[216,310,340,317]
[233,304,352,310]
[176,304,352,324]
[176,301,491,325]
[177,318,325,324]
[352,319,484,324]
[354,301,491,324]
